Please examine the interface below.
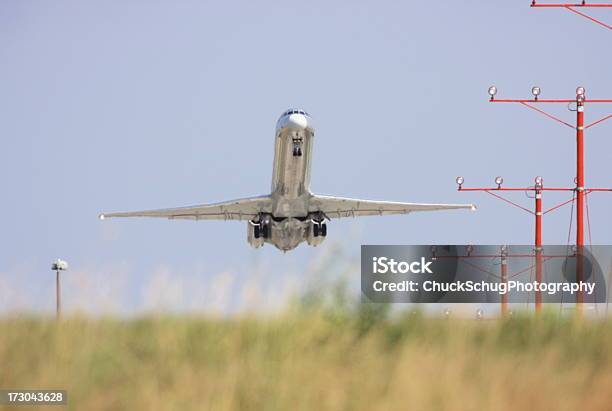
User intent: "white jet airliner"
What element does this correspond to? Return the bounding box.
[100,109,475,251]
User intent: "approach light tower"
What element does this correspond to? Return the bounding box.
[51,259,68,318]
[457,175,555,312]
[458,86,612,314]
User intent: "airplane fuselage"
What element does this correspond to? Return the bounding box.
[248,109,325,251]
[271,110,314,214]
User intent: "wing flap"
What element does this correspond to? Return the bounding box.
[100,195,272,222]
[309,195,475,219]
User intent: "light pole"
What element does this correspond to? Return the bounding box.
[51,259,68,319]
[500,245,509,316]
[535,176,543,311]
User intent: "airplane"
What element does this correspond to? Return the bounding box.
[99,109,475,251]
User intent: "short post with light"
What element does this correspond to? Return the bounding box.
[51,259,68,319]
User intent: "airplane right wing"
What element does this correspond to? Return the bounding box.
[99,195,272,221]
[309,195,475,219]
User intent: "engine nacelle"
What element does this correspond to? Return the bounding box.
[247,220,264,248]
[306,219,327,246]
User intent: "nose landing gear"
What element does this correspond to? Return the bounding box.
[292,138,303,157]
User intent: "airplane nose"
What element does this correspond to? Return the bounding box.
[286,113,308,130]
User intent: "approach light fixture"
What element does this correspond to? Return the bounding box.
[456,176,464,189]
[535,176,543,189]
[500,245,508,257]
[488,86,497,100]
[531,86,541,100]
[52,259,69,271]
[495,176,503,188]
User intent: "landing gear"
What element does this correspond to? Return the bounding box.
[261,222,270,239]
[306,217,327,247]
[252,219,270,240]
[312,221,327,237]
[292,139,303,157]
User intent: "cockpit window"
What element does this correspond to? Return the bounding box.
[282,109,309,117]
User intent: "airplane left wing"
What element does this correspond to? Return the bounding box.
[99,195,272,221]
[309,195,475,219]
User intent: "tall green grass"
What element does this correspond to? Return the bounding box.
[1,307,611,411]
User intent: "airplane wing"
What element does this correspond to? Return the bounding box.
[99,195,272,221]
[309,195,475,219]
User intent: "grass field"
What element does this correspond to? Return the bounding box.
[1,307,612,411]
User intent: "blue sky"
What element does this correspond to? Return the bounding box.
[1,1,610,314]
